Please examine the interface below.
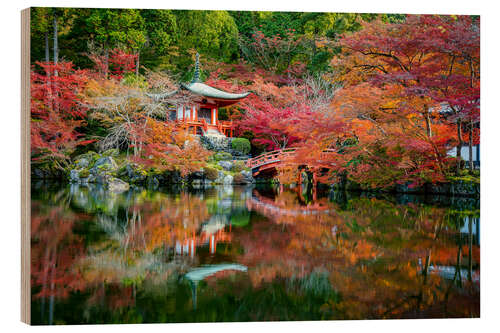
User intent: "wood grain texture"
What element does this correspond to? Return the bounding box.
[21,7,31,325]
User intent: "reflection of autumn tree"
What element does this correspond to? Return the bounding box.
[241,189,479,318]
[31,184,479,323]
[79,192,211,291]
[135,193,211,250]
[31,204,87,324]
[75,188,251,314]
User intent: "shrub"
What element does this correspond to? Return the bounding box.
[231,138,251,155]
[214,152,233,161]
[231,161,246,173]
[204,166,219,181]
[122,73,148,89]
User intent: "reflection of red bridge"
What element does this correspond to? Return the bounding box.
[246,191,332,218]
[245,148,336,177]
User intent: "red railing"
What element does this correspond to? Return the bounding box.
[245,148,297,169]
[200,118,208,133]
[245,148,336,170]
[219,120,234,137]
[174,118,235,136]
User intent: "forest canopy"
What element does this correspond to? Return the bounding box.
[30,8,479,189]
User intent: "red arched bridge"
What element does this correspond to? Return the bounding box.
[245,148,336,177]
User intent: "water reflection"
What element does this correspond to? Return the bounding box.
[31,182,479,324]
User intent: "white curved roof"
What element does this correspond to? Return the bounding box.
[182,82,251,100]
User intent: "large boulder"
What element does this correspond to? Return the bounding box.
[75,157,90,169]
[92,156,118,172]
[222,174,233,185]
[72,151,99,168]
[240,170,255,184]
[213,171,226,184]
[116,163,147,184]
[69,169,81,183]
[107,177,129,193]
[69,167,96,185]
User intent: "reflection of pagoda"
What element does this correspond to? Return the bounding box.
[153,53,251,137]
[174,226,232,257]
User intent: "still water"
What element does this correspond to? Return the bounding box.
[31,182,479,324]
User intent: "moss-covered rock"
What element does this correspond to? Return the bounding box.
[204,166,219,181]
[102,148,119,157]
[116,163,147,184]
[93,156,118,171]
[231,160,246,173]
[78,169,90,178]
[214,152,233,161]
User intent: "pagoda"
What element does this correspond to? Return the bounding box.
[151,53,250,137]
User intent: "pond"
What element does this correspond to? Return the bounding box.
[30,182,480,324]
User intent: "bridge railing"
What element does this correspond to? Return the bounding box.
[245,148,297,169]
[245,148,337,170]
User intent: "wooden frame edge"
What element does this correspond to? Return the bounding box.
[21,7,31,325]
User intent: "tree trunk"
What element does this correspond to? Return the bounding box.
[424,109,432,138]
[52,15,58,77]
[104,47,109,78]
[456,118,463,174]
[136,52,140,76]
[44,31,50,63]
[469,119,474,171]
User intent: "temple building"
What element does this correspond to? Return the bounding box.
[151,53,250,137]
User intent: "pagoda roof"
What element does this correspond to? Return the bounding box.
[147,52,250,104]
[181,82,251,100]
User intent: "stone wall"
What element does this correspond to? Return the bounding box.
[329,176,479,198]
[199,135,250,159]
[200,135,232,153]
